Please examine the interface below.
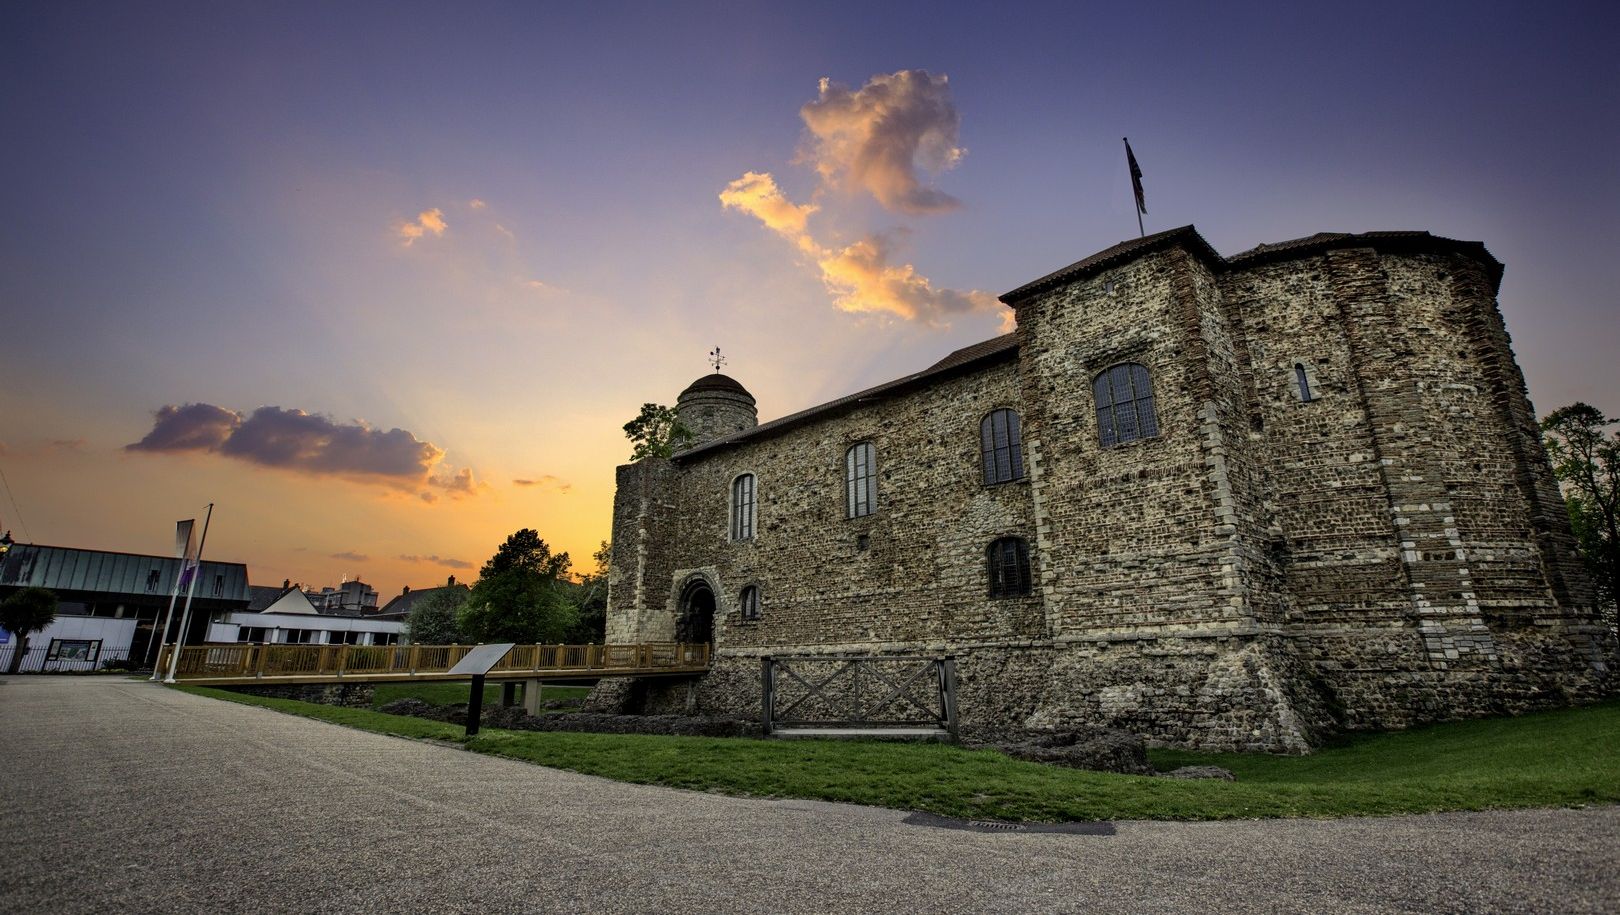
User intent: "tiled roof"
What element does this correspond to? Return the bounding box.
[246,585,290,612]
[679,373,755,401]
[376,584,469,620]
[675,333,1020,461]
[672,225,1500,463]
[1227,230,1502,285]
[999,225,1223,303]
[1001,227,1502,304]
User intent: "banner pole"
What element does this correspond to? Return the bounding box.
[164,503,213,684]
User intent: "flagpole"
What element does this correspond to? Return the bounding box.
[147,519,194,678]
[164,503,213,684]
[145,580,183,679]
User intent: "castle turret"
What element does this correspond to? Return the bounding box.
[676,373,757,446]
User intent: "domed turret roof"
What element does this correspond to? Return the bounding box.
[679,372,755,402]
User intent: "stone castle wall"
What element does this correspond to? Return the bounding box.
[604,232,1614,751]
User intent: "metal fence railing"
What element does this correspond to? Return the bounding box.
[0,645,144,674]
[154,641,711,683]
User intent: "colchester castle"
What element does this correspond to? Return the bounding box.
[602,226,1615,752]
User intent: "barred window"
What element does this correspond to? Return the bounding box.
[739,585,761,621]
[987,537,1032,598]
[1094,362,1159,447]
[846,442,876,518]
[1295,363,1314,402]
[730,473,756,540]
[980,409,1025,484]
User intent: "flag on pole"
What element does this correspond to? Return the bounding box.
[175,519,198,590]
[1124,138,1146,215]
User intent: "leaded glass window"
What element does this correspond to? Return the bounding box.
[987,537,1032,598]
[845,442,876,518]
[730,474,755,541]
[1094,362,1159,447]
[739,585,761,621]
[980,409,1025,484]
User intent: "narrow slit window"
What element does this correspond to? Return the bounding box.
[739,585,761,621]
[1295,363,1314,402]
[846,442,877,518]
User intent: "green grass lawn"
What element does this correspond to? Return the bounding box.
[177,685,1620,822]
[370,681,592,709]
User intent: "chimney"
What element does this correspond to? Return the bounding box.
[447,575,456,587]
[402,585,411,595]
[283,578,290,589]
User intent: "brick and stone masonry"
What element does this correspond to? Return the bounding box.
[598,226,1615,752]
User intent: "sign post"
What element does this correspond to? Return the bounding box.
[446,643,516,738]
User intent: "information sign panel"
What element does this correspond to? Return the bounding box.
[447,643,516,676]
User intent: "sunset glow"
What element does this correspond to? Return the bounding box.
[2,1,1615,598]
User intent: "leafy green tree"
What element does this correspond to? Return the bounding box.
[563,540,610,643]
[404,588,466,645]
[2,587,58,673]
[623,403,692,460]
[1542,403,1619,612]
[458,530,577,644]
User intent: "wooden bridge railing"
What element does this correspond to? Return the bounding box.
[156,642,710,684]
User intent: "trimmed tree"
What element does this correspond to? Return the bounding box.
[2,587,58,673]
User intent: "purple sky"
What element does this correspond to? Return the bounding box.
[1,0,1615,595]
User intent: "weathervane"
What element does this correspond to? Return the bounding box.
[708,346,727,374]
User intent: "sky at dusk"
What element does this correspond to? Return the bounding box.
[1,0,1616,599]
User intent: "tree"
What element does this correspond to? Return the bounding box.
[404,588,466,645]
[2,588,58,673]
[1542,403,1619,612]
[459,530,577,644]
[563,540,610,644]
[623,403,692,460]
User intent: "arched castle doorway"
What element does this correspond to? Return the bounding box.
[677,577,715,645]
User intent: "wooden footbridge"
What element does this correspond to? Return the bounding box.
[156,642,709,687]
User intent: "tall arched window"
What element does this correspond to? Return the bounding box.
[1094,362,1159,447]
[987,537,1032,598]
[739,585,761,621]
[980,409,1025,484]
[730,474,755,541]
[846,442,876,518]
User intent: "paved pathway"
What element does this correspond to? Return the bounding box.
[2,676,1616,914]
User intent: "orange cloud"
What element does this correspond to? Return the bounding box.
[720,171,997,326]
[799,70,965,214]
[718,171,819,243]
[398,208,448,245]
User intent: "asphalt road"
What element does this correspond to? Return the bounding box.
[1,676,1615,914]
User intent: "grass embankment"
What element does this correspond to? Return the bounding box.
[369,682,591,709]
[176,684,1620,822]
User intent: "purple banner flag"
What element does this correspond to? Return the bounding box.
[175,519,198,590]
